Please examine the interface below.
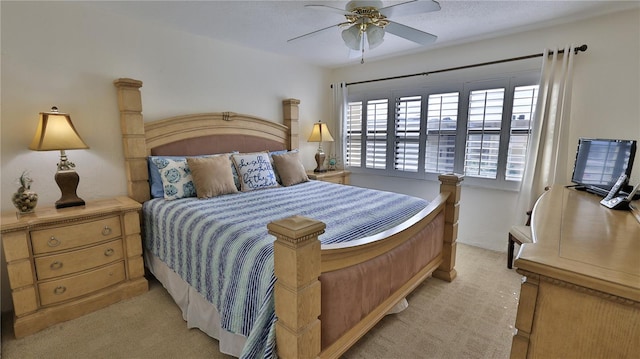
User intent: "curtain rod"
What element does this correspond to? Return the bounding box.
[342,44,588,87]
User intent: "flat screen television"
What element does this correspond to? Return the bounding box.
[571,138,637,196]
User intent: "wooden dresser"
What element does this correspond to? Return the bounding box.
[1,196,148,338]
[307,170,351,185]
[510,186,639,358]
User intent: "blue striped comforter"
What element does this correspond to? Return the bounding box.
[143,180,428,358]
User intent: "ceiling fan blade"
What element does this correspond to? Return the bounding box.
[385,21,437,46]
[305,4,353,16]
[287,23,341,43]
[379,0,441,18]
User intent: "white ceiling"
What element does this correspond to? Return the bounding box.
[93,0,639,68]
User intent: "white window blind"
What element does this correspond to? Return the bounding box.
[464,88,505,179]
[366,99,388,169]
[506,85,538,181]
[395,96,421,172]
[425,92,458,174]
[346,101,363,168]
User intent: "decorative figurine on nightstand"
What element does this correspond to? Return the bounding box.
[328,154,337,171]
[12,171,38,215]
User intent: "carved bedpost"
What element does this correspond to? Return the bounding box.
[433,173,464,282]
[268,215,324,359]
[282,98,300,151]
[113,78,149,203]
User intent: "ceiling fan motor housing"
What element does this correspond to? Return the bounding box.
[346,0,384,12]
[345,0,389,28]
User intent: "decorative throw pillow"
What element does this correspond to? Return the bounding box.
[148,156,184,198]
[272,151,309,186]
[232,152,280,191]
[187,156,238,198]
[151,157,196,200]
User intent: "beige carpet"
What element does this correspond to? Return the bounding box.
[1,243,521,358]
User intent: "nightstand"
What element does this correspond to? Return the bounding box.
[1,196,148,338]
[307,170,351,185]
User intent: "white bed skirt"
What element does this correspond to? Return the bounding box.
[145,252,409,358]
[145,251,246,357]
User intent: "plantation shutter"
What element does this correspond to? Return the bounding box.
[395,96,421,172]
[346,101,363,167]
[365,99,388,169]
[465,88,505,179]
[425,92,459,174]
[506,85,538,181]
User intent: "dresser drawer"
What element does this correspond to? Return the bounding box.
[31,216,122,255]
[34,239,124,280]
[38,261,126,306]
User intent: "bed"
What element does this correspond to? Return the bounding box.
[113,78,463,359]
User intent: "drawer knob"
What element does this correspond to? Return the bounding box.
[104,248,115,257]
[50,261,63,270]
[101,226,112,236]
[47,236,61,247]
[53,286,66,295]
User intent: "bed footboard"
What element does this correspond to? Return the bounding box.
[269,174,463,359]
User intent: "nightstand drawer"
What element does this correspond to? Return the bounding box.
[38,261,126,306]
[307,170,351,185]
[31,216,122,255]
[323,177,345,184]
[34,239,124,280]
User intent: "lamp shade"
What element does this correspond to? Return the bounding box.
[341,24,362,51]
[366,25,385,49]
[29,107,89,151]
[307,122,334,143]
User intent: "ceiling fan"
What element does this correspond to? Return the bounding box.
[288,0,441,63]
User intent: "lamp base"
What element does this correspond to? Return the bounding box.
[54,170,85,209]
[314,151,327,173]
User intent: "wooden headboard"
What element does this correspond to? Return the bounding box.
[113,78,300,203]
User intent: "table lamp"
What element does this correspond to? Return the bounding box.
[29,106,89,209]
[307,122,334,173]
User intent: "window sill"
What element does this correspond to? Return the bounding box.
[345,167,521,192]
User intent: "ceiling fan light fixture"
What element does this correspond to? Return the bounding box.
[365,24,384,49]
[341,24,362,51]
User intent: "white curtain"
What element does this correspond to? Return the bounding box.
[330,82,348,169]
[515,45,576,223]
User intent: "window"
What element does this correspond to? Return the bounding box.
[345,74,539,189]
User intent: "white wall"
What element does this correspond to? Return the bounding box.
[0,2,330,312]
[330,9,640,252]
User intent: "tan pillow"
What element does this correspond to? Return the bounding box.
[187,156,238,198]
[272,151,309,186]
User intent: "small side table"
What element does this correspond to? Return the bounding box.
[307,170,351,185]
[1,196,148,338]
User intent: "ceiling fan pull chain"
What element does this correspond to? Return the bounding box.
[361,33,365,64]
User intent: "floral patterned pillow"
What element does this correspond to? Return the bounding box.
[151,157,196,200]
[232,152,280,192]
